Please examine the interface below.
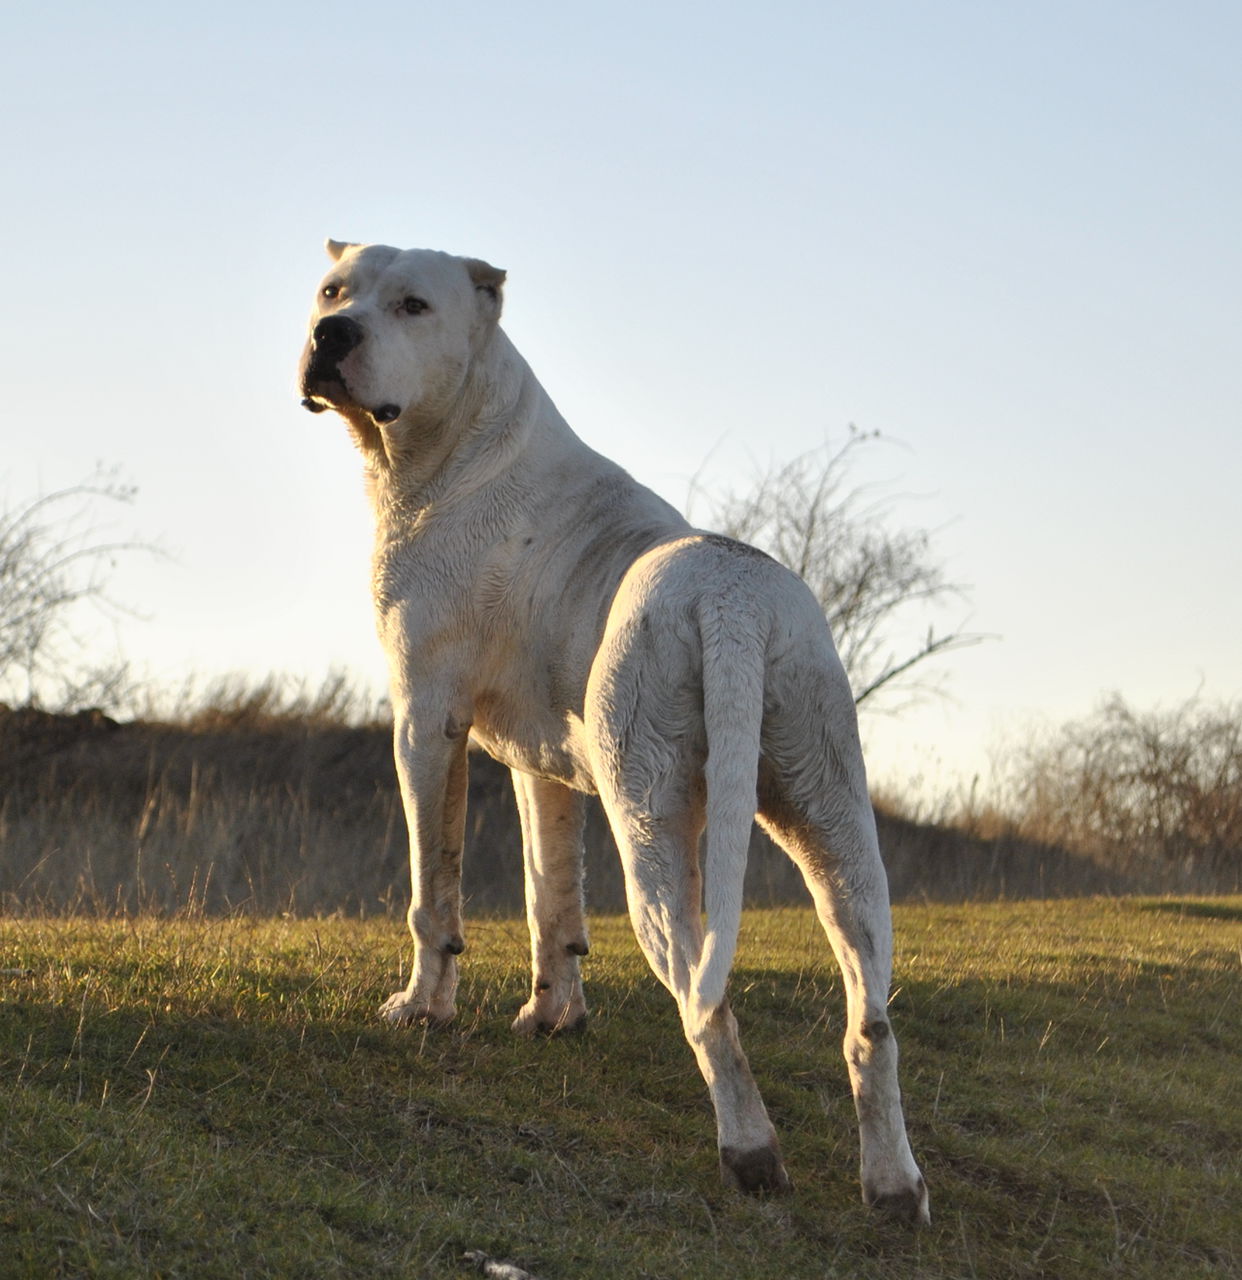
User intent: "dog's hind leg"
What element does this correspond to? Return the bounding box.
[609,809,790,1193]
[380,709,470,1026]
[510,772,589,1036]
[588,576,790,1193]
[593,760,790,1194]
[758,775,929,1223]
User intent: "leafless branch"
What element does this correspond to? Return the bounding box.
[0,467,156,710]
[694,431,981,711]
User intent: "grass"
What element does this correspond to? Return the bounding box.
[1,900,1239,1278]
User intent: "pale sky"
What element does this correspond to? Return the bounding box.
[4,1,1240,803]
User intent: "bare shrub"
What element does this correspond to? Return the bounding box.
[0,469,151,711]
[1007,694,1242,890]
[696,430,980,709]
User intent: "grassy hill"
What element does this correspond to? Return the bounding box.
[2,899,1238,1277]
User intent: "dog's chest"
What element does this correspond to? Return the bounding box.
[468,706,596,793]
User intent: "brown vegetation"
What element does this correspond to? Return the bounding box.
[5,689,1234,918]
[1005,694,1242,891]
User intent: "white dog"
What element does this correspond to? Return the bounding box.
[298,240,928,1222]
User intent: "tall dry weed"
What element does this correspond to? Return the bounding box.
[4,689,1239,918]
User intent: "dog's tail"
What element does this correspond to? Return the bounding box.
[688,598,766,1034]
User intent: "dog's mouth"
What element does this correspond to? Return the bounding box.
[299,346,352,410]
[299,373,351,415]
[299,377,401,427]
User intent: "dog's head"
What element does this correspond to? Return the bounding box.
[298,240,506,433]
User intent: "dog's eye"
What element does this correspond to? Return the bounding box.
[399,296,429,316]
[321,284,340,300]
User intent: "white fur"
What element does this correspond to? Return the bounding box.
[297,242,928,1220]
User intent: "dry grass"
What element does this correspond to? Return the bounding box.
[10,692,1238,920]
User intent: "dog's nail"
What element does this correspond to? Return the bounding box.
[300,397,327,413]
[373,403,401,424]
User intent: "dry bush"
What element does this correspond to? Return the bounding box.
[1006,694,1242,891]
[0,469,152,711]
[696,430,981,709]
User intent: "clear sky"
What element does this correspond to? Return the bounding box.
[4,1,1240,802]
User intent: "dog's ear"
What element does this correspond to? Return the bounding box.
[465,258,506,320]
[325,238,357,261]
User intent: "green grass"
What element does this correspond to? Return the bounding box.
[2,900,1239,1278]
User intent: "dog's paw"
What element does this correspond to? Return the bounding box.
[511,995,588,1038]
[865,1174,931,1227]
[719,1141,793,1195]
[379,990,455,1026]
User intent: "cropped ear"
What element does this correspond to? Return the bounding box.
[325,238,357,261]
[464,257,506,319]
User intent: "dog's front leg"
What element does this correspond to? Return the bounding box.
[380,708,470,1026]
[509,772,590,1036]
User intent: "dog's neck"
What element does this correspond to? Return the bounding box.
[360,327,557,530]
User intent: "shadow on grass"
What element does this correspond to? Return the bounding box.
[1134,898,1242,922]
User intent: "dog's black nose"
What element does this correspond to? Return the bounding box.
[312,314,364,358]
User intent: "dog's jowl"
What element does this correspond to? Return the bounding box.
[298,240,928,1223]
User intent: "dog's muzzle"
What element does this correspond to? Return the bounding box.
[300,314,364,413]
[300,316,403,425]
